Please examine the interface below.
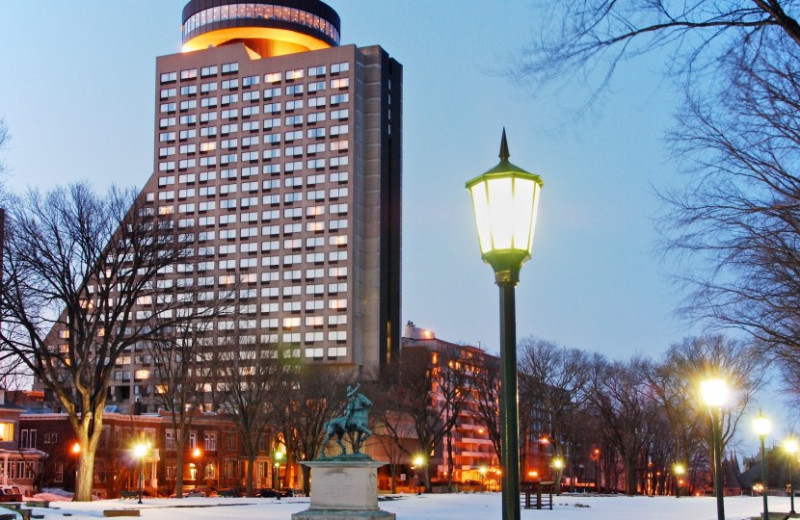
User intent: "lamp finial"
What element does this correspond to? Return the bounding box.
[499,128,510,161]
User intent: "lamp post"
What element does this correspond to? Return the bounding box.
[193,447,203,486]
[413,455,425,495]
[133,443,148,504]
[552,457,564,495]
[673,463,686,498]
[785,438,798,516]
[754,411,772,520]
[273,451,284,489]
[467,129,543,520]
[71,442,81,493]
[700,378,728,520]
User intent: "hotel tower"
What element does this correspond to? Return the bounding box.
[101,1,401,410]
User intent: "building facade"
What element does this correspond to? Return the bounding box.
[93,0,402,412]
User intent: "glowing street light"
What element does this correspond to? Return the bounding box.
[412,455,426,495]
[700,378,728,520]
[133,443,149,504]
[673,463,686,498]
[552,457,565,496]
[785,438,798,515]
[274,450,285,489]
[467,129,543,520]
[754,411,772,520]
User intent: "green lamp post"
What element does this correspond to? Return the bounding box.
[754,411,772,520]
[467,129,543,520]
[700,378,728,520]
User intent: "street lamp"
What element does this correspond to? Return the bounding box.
[700,378,728,520]
[673,463,686,498]
[133,443,149,504]
[193,447,203,485]
[412,455,425,495]
[467,129,543,520]
[273,451,284,489]
[479,466,488,491]
[71,442,81,494]
[552,457,565,495]
[754,411,772,520]
[785,438,798,515]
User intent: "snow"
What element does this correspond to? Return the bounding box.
[10,493,787,520]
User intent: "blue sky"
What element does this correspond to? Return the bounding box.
[0,1,690,362]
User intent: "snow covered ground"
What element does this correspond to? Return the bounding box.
[5,493,789,520]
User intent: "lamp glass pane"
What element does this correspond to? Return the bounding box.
[487,177,514,250]
[700,378,728,407]
[754,415,772,436]
[511,178,535,252]
[469,181,492,254]
[528,182,541,252]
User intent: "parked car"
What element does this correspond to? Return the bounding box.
[0,486,23,502]
[257,488,284,498]
[218,487,246,498]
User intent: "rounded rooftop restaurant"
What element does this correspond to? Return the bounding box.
[182,0,341,57]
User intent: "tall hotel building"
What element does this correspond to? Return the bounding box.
[103,1,401,410]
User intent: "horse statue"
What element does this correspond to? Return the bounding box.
[320,383,373,458]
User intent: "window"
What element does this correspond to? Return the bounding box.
[330,109,349,120]
[160,71,177,83]
[308,80,326,93]
[181,84,198,96]
[263,117,281,130]
[286,84,304,95]
[201,82,218,93]
[201,65,218,77]
[204,432,217,451]
[331,77,350,89]
[286,99,304,111]
[265,72,282,83]
[221,93,238,105]
[180,68,198,80]
[242,75,260,87]
[285,68,304,80]
[20,429,37,449]
[307,112,326,123]
[243,90,260,102]
[285,115,304,126]
[331,62,350,74]
[330,93,349,105]
[221,62,239,74]
[264,102,281,114]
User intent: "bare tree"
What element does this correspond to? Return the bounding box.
[586,356,660,495]
[0,183,196,501]
[367,377,417,493]
[516,1,800,378]
[280,367,350,495]
[470,353,501,463]
[386,345,471,491]
[148,318,216,498]
[518,337,591,470]
[213,336,294,496]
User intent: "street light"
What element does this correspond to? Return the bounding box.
[71,442,81,494]
[193,447,203,486]
[133,443,149,504]
[673,463,686,498]
[467,129,543,520]
[700,378,728,520]
[273,450,284,489]
[754,411,772,520]
[412,455,425,495]
[552,457,565,495]
[785,438,798,515]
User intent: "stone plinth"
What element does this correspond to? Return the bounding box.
[291,460,395,520]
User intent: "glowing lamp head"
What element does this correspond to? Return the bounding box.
[785,438,799,455]
[466,129,543,285]
[413,455,425,467]
[673,463,686,476]
[753,412,772,438]
[552,458,564,470]
[700,378,728,408]
[133,443,148,459]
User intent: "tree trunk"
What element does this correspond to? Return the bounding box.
[175,449,185,498]
[246,454,256,496]
[301,464,311,496]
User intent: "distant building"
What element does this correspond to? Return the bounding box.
[0,389,46,495]
[39,0,402,413]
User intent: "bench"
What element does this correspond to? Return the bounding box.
[521,482,554,510]
[119,491,138,500]
[103,511,140,517]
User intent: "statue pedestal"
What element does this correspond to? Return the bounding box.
[291,460,395,520]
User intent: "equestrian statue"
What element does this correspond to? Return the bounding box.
[319,383,373,459]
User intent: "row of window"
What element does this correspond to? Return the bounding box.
[158,139,349,158]
[154,186,348,204]
[181,4,342,46]
[158,109,350,130]
[160,77,349,100]
[160,93,349,115]
[157,170,348,186]
[159,124,348,143]
[160,60,349,87]
[158,153,349,172]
